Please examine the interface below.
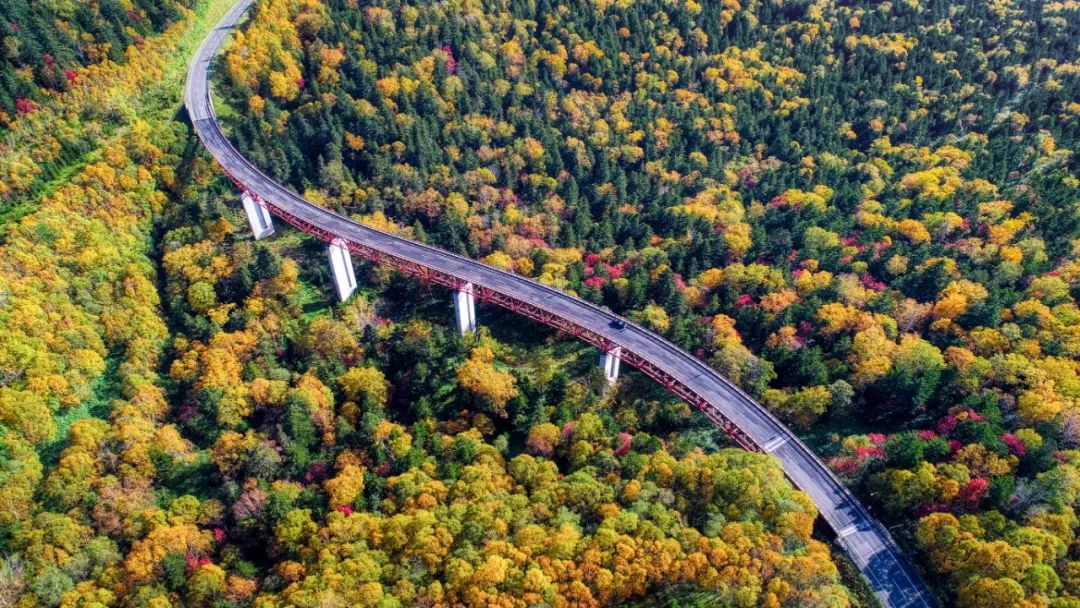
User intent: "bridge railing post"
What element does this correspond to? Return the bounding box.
[241,192,275,239]
[327,238,357,302]
[600,346,621,383]
[454,283,477,335]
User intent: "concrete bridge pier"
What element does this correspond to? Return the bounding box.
[600,347,621,383]
[327,238,357,302]
[242,192,275,239]
[454,283,477,335]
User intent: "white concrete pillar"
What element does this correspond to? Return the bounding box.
[600,346,621,383]
[327,238,357,302]
[454,283,477,335]
[242,192,275,239]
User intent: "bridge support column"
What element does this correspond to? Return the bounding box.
[454,283,477,335]
[327,238,357,302]
[600,347,621,383]
[241,192,275,240]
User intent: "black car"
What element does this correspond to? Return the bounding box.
[609,319,627,330]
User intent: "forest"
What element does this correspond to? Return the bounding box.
[214,0,1080,605]
[0,1,855,607]
[0,0,1078,606]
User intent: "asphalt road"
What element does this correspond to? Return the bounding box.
[185,2,938,606]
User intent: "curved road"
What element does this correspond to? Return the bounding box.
[185,2,936,606]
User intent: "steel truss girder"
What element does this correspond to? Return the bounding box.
[233,185,761,451]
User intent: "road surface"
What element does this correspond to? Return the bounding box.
[185,2,937,606]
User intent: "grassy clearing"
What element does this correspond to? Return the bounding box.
[297,279,332,322]
[211,79,240,123]
[37,356,122,468]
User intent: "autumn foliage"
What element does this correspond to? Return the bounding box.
[3,0,1080,606]
[215,0,1080,604]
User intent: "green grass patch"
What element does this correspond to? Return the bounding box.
[264,227,309,253]
[37,355,122,469]
[255,230,335,322]
[297,278,332,322]
[210,79,240,123]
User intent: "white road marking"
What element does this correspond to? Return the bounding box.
[762,436,787,453]
[837,524,860,539]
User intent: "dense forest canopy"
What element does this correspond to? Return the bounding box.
[0,1,861,608]
[215,0,1080,605]
[1,0,1080,605]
